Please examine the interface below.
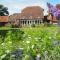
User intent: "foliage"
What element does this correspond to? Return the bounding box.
[31,24,36,27]
[0,26,60,60]
[0,5,9,16]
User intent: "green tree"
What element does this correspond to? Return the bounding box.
[0,5,9,16]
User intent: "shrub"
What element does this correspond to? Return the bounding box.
[31,24,35,27]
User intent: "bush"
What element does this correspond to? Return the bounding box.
[31,24,35,27]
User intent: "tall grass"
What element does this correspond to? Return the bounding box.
[0,26,60,60]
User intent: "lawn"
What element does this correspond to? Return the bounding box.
[0,26,60,60]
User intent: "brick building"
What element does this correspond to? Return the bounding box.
[0,16,9,26]
[47,4,60,23]
[9,6,44,27]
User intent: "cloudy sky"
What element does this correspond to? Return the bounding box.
[0,0,60,15]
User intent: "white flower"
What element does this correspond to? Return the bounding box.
[36,54,41,60]
[19,48,23,50]
[35,37,38,40]
[9,41,12,44]
[28,37,31,39]
[23,33,27,37]
[11,55,15,57]
[32,45,34,49]
[1,43,5,46]
[44,51,48,56]
[23,41,24,42]
[54,31,58,36]
[49,36,52,39]
[53,40,58,45]
[6,50,10,53]
[1,54,6,59]
[26,41,30,44]
[37,54,41,57]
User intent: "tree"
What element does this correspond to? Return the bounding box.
[56,4,60,9]
[0,5,9,16]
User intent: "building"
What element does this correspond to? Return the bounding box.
[9,13,20,26]
[47,12,57,23]
[19,6,44,27]
[9,6,44,27]
[56,4,60,9]
[0,16,9,26]
[47,4,60,24]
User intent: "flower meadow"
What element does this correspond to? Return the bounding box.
[0,26,60,60]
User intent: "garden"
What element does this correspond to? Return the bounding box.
[0,26,60,60]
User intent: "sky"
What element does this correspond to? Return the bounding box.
[0,0,60,15]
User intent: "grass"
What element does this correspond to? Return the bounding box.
[21,26,60,59]
[0,26,60,60]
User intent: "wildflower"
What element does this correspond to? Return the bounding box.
[36,53,41,60]
[1,54,6,59]
[49,36,52,39]
[43,51,48,60]
[53,40,59,45]
[35,37,38,40]
[5,50,10,53]
[19,48,23,50]
[32,45,34,49]
[28,37,31,39]
[11,55,15,57]
[54,31,58,36]
[1,43,5,46]
[26,41,30,44]
[28,35,31,37]
[9,41,12,44]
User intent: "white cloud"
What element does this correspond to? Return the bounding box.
[1,0,50,15]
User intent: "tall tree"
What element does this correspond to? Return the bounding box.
[0,5,9,16]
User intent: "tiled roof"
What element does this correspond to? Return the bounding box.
[9,6,44,21]
[0,16,9,22]
[9,13,21,22]
[21,6,44,19]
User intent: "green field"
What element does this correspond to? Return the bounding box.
[0,26,60,60]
